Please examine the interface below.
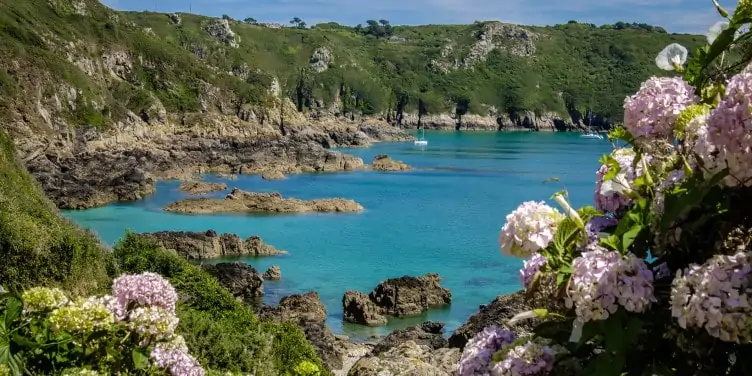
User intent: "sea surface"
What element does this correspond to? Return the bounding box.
[63,131,614,340]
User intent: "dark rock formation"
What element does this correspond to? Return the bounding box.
[201,262,263,302]
[164,188,364,214]
[343,273,452,326]
[371,155,412,171]
[262,265,281,280]
[371,321,448,356]
[137,230,286,260]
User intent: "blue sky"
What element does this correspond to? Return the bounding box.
[100,0,738,34]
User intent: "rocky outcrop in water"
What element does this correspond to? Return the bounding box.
[261,170,285,180]
[201,262,264,302]
[260,291,328,324]
[342,273,452,326]
[262,265,281,280]
[137,230,286,260]
[164,188,364,214]
[371,155,411,171]
[179,181,227,194]
[371,321,447,356]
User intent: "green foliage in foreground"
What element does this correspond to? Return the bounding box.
[0,131,113,296]
[112,233,330,375]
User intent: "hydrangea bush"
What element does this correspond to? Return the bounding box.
[0,273,204,376]
[458,2,752,374]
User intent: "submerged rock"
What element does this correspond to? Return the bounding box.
[201,262,263,302]
[164,188,364,214]
[179,180,227,194]
[371,154,412,171]
[262,265,281,280]
[137,230,286,260]
[342,273,452,326]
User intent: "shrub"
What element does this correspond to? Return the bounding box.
[458,3,752,375]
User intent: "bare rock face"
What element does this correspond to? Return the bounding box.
[371,155,411,171]
[201,262,264,303]
[342,291,388,326]
[164,188,364,214]
[179,181,227,194]
[136,230,286,260]
[310,47,333,73]
[204,18,239,47]
[371,321,448,356]
[261,170,285,180]
[342,274,452,326]
[262,265,281,280]
[347,341,460,376]
[358,123,415,142]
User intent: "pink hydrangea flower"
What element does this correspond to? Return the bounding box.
[491,340,558,376]
[702,67,752,187]
[566,248,655,323]
[499,202,564,258]
[457,325,517,376]
[594,148,646,216]
[111,272,178,314]
[623,76,698,142]
[151,341,206,376]
[670,251,752,344]
[519,253,547,291]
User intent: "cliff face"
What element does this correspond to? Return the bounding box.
[0,0,703,208]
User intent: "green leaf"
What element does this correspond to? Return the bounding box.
[554,218,580,253]
[532,319,573,343]
[660,168,729,232]
[3,297,21,330]
[621,225,644,252]
[132,349,149,370]
[599,234,621,251]
[600,155,622,182]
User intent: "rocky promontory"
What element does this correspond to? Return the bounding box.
[179,181,228,194]
[201,262,264,303]
[370,155,412,171]
[136,230,286,260]
[262,265,281,280]
[343,273,452,326]
[164,188,364,214]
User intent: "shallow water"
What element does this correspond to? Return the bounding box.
[64,131,613,339]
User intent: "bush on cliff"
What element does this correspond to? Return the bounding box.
[0,131,113,296]
[455,4,752,375]
[113,233,330,375]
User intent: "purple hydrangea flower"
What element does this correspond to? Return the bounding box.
[111,272,178,316]
[490,341,557,376]
[520,253,547,291]
[584,216,618,244]
[150,341,206,376]
[457,325,517,376]
[670,251,752,344]
[594,148,647,216]
[623,76,698,143]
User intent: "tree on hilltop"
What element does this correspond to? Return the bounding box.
[244,17,257,24]
[290,17,306,28]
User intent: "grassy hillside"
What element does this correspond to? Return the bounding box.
[0,0,703,133]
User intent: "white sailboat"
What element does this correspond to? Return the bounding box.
[580,109,604,140]
[414,127,428,146]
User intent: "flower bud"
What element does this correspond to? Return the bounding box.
[713,0,729,18]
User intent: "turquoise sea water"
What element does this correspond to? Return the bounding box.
[63,131,613,339]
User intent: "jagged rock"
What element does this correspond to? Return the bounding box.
[101,51,133,80]
[447,291,539,349]
[464,22,537,67]
[179,181,227,194]
[371,321,447,355]
[204,18,239,48]
[369,273,452,317]
[169,13,181,25]
[164,188,364,214]
[136,230,287,260]
[343,291,388,326]
[348,341,460,376]
[310,47,333,73]
[371,155,411,171]
[261,170,285,180]
[343,274,451,326]
[260,291,328,324]
[262,265,281,280]
[201,262,264,302]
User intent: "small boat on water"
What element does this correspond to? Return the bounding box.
[414,127,428,146]
[580,108,604,140]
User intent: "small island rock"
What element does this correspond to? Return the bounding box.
[136,230,286,260]
[343,291,388,326]
[164,188,364,214]
[261,170,286,180]
[201,262,264,303]
[262,265,281,280]
[179,180,228,194]
[371,154,412,171]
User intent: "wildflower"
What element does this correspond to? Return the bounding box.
[127,307,179,341]
[491,340,559,376]
[520,253,547,291]
[151,341,206,376]
[623,76,698,142]
[701,67,752,187]
[112,272,178,314]
[670,251,752,344]
[499,202,564,258]
[566,248,655,323]
[22,287,69,313]
[48,296,114,334]
[594,148,647,216]
[655,43,688,71]
[457,325,517,376]
[706,21,730,44]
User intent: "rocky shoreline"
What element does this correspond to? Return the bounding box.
[164,188,364,214]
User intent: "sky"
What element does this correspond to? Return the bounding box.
[100,0,739,34]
